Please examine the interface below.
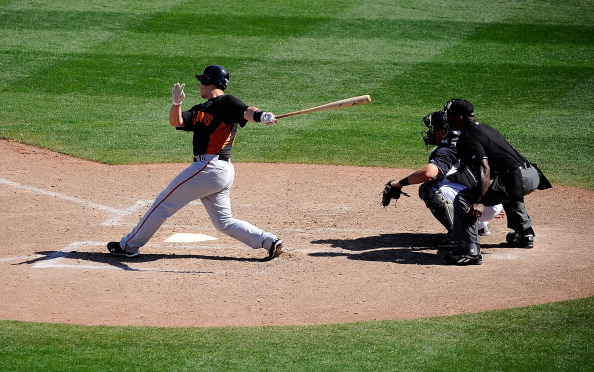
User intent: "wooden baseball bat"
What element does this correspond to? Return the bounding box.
[276,95,371,119]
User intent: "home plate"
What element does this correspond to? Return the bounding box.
[164,233,218,243]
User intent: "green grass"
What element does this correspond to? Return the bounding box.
[1,0,593,187]
[1,297,592,372]
[1,0,594,370]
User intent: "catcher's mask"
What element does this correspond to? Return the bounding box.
[421,111,449,150]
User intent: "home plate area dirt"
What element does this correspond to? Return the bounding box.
[1,139,593,327]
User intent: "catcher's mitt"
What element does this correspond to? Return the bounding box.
[381,180,410,208]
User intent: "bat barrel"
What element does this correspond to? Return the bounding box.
[276,95,371,119]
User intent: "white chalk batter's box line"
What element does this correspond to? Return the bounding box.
[3,175,522,270]
[0,176,399,272]
[0,238,363,272]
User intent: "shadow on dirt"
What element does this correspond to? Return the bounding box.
[15,250,270,273]
[311,232,446,265]
[310,233,518,265]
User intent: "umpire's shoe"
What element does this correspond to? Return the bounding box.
[268,239,284,259]
[107,242,139,258]
[444,242,482,265]
[444,253,483,265]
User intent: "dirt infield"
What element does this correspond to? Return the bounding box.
[1,139,593,327]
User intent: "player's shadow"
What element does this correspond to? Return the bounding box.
[311,233,447,265]
[16,250,268,273]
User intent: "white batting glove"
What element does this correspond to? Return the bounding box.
[172,83,186,105]
[261,112,278,125]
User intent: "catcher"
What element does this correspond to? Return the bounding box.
[381,111,503,248]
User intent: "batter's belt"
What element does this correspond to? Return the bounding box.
[194,154,230,162]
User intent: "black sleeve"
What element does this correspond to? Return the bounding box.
[175,107,198,131]
[223,95,249,127]
[458,132,486,166]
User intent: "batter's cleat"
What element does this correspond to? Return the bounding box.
[107,242,139,258]
[505,231,534,248]
[268,239,283,259]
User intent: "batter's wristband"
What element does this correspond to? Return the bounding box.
[398,177,410,187]
[253,110,263,122]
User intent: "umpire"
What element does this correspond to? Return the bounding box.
[442,99,552,265]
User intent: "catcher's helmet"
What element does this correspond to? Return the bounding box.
[196,65,229,90]
[421,111,447,149]
[423,110,445,130]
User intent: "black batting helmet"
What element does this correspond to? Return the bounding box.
[196,65,229,90]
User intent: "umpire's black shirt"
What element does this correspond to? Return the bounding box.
[456,122,527,177]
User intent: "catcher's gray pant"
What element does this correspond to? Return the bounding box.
[120,155,279,254]
[421,180,503,233]
[452,164,540,244]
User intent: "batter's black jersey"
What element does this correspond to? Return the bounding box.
[178,95,249,159]
[456,122,527,175]
[428,144,458,176]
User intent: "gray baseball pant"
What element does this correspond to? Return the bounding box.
[120,155,279,254]
[452,164,540,244]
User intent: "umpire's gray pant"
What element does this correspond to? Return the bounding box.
[452,165,540,244]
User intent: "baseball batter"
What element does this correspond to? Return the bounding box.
[107,65,284,259]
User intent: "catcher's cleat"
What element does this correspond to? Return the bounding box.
[268,239,284,259]
[478,226,491,236]
[107,241,139,258]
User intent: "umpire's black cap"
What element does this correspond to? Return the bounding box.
[443,99,475,118]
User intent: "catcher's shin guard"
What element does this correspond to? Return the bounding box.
[420,187,455,232]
